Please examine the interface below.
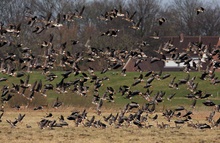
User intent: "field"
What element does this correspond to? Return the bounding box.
[0,110,220,143]
[0,71,220,143]
[2,71,220,108]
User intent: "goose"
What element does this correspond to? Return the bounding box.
[46,72,57,81]
[0,112,3,122]
[151,114,158,121]
[6,119,18,128]
[63,13,75,22]
[97,12,109,22]
[126,90,142,99]
[96,99,103,115]
[53,97,62,109]
[182,111,193,117]
[107,8,118,20]
[119,85,130,96]
[128,17,142,30]
[158,17,166,25]
[191,99,197,108]
[40,11,52,27]
[0,40,8,47]
[168,76,178,88]
[61,70,72,79]
[196,7,205,15]
[116,5,124,17]
[51,13,63,28]
[45,113,53,118]
[30,81,37,92]
[101,29,120,37]
[10,83,20,94]
[103,113,112,122]
[75,6,85,19]
[150,57,161,63]
[146,76,154,84]
[20,74,31,88]
[58,115,68,126]
[127,101,140,111]
[161,73,171,80]
[162,109,174,122]
[214,104,220,112]
[27,15,37,27]
[206,111,215,123]
[44,84,54,90]
[178,74,190,85]
[35,80,42,93]
[174,106,185,112]
[142,89,152,100]
[94,120,107,128]
[6,23,21,36]
[167,93,176,101]
[1,86,9,98]
[214,117,220,127]
[27,90,35,101]
[2,94,14,103]
[71,39,79,45]
[92,94,100,105]
[145,71,153,77]
[67,111,79,121]
[26,124,32,128]
[201,93,212,99]
[84,116,95,127]
[37,119,49,129]
[174,119,185,128]
[34,106,43,110]
[132,79,141,86]
[32,26,45,34]
[133,120,143,128]
[122,11,136,22]
[203,100,215,106]
[17,113,25,122]
[150,31,160,39]
[15,71,25,78]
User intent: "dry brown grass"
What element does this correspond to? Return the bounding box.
[0,107,220,143]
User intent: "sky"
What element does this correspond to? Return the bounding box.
[161,0,220,6]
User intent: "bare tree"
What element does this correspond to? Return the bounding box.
[127,0,161,37]
[197,4,220,36]
[164,0,203,36]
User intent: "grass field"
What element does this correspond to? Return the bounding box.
[0,71,220,142]
[1,71,220,109]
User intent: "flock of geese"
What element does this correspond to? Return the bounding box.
[0,5,220,130]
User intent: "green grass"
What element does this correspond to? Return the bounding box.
[1,71,220,110]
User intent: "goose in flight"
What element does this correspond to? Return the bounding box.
[129,17,142,30]
[0,112,3,122]
[122,11,136,22]
[196,7,205,15]
[158,17,166,26]
[75,6,85,19]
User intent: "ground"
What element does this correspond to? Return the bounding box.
[0,108,219,143]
